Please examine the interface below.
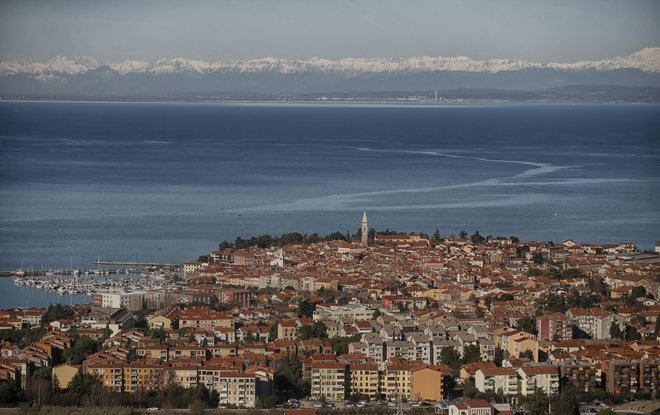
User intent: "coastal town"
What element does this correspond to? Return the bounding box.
[1,213,660,414]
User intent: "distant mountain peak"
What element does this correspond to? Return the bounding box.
[2,48,659,78]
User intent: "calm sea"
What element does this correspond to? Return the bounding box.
[0,102,659,306]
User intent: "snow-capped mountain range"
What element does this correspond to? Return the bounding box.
[2,48,660,78]
[1,48,659,100]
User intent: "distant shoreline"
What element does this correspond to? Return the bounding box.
[1,97,659,106]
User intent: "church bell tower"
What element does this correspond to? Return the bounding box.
[361,210,369,246]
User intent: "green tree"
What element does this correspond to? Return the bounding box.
[440,347,462,376]
[274,354,305,402]
[610,321,623,339]
[494,347,505,367]
[522,388,550,415]
[329,334,361,355]
[552,383,579,415]
[517,316,537,334]
[269,321,279,341]
[531,251,545,265]
[0,379,20,406]
[43,304,75,323]
[63,335,99,365]
[470,230,485,244]
[297,299,316,317]
[298,322,327,340]
[432,229,442,243]
[461,344,481,364]
[630,286,647,299]
[463,378,478,399]
[459,230,468,239]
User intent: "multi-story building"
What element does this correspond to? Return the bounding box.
[178,307,233,329]
[606,361,639,395]
[311,361,347,401]
[517,367,559,396]
[475,368,519,396]
[536,313,573,341]
[382,364,412,401]
[349,363,380,400]
[385,340,415,362]
[87,359,124,393]
[198,366,256,407]
[122,361,164,393]
[359,334,384,363]
[560,364,601,392]
[408,333,432,364]
[639,360,659,395]
[411,366,444,401]
[165,364,199,389]
[567,308,621,340]
[479,339,495,362]
[220,289,250,308]
[278,320,297,341]
[313,303,375,322]
[216,373,256,408]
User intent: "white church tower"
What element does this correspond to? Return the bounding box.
[361,210,369,246]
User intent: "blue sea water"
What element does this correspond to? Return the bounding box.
[0,102,659,285]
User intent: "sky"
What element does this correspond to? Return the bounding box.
[0,0,659,63]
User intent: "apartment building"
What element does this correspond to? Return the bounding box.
[475,368,519,396]
[517,366,559,396]
[382,364,412,401]
[349,363,380,400]
[311,361,348,401]
[536,313,573,341]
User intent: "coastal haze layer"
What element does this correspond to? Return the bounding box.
[0,102,658,274]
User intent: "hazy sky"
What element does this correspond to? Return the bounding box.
[1,0,659,63]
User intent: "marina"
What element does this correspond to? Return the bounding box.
[0,262,182,309]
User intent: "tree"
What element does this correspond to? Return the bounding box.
[0,379,20,406]
[531,251,545,265]
[63,335,99,365]
[494,347,505,367]
[522,388,550,415]
[517,316,537,335]
[520,350,534,360]
[298,322,327,340]
[625,325,642,341]
[470,231,485,244]
[459,230,468,239]
[274,354,305,402]
[297,299,315,317]
[329,334,361,355]
[43,304,75,323]
[269,321,279,341]
[462,378,478,399]
[432,229,442,243]
[552,383,579,415]
[440,347,462,376]
[631,286,647,299]
[462,345,481,364]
